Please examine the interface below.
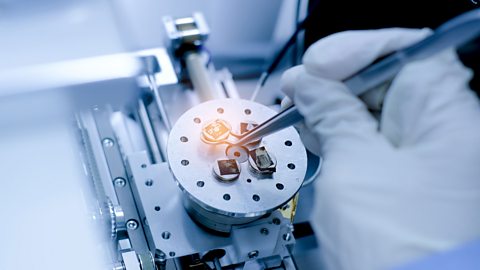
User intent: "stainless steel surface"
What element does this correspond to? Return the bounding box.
[136,47,179,138]
[137,99,164,163]
[167,99,307,223]
[163,12,210,51]
[91,107,151,253]
[145,65,172,131]
[126,152,296,263]
[136,48,178,88]
[235,104,303,147]
[138,252,156,270]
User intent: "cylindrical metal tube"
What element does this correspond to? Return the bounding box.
[185,52,222,102]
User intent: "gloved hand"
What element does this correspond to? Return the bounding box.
[281,28,480,270]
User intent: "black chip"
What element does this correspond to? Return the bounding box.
[249,146,276,173]
[217,159,240,175]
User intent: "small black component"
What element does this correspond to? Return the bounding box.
[217,159,240,175]
[249,146,276,173]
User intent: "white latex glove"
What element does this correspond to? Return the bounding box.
[281,28,480,270]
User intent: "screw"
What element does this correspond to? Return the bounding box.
[145,179,153,186]
[156,252,166,261]
[102,138,114,148]
[113,177,126,187]
[155,251,167,265]
[126,219,138,230]
[283,233,291,241]
[272,218,281,225]
[162,231,171,240]
[248,250,259,259]
[260,228,269,235]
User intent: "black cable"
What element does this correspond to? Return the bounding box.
[250,1,322,100]
[292,0,303,66]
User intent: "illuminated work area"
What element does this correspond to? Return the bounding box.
[1,1,480,270]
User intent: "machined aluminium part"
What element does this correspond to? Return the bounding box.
[167,99,307,233]
[163,13,209,50]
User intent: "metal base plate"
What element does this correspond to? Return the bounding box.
[167,99,307,224]
[126,153,295,262]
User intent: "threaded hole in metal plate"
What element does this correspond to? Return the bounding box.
[180,136,188,142]
[181,160,189,166]
[244,109,251,115]
[284,140,292,146]
[197,181,204,187]
[272,218,281,225]
[217,108,224,114]
[154,206,161,211]
[276,183,284,190]
[145,179,153,186]
[169,251,175,257]
[162,231,171,239]
[194,117,201,123]
[246,178,252,183]
[223,194,231,201]
[287,163,295,170]
[141,164,147,168]
[252,194,260,201]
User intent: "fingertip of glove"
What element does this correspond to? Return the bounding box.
[280,96,293,110]
[281,65,305,99]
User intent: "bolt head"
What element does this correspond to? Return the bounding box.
[102,138,114,148]
[113,177,126,187]
[126,219,138,230]
[248,250,259,259]
[283,233,291,241]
